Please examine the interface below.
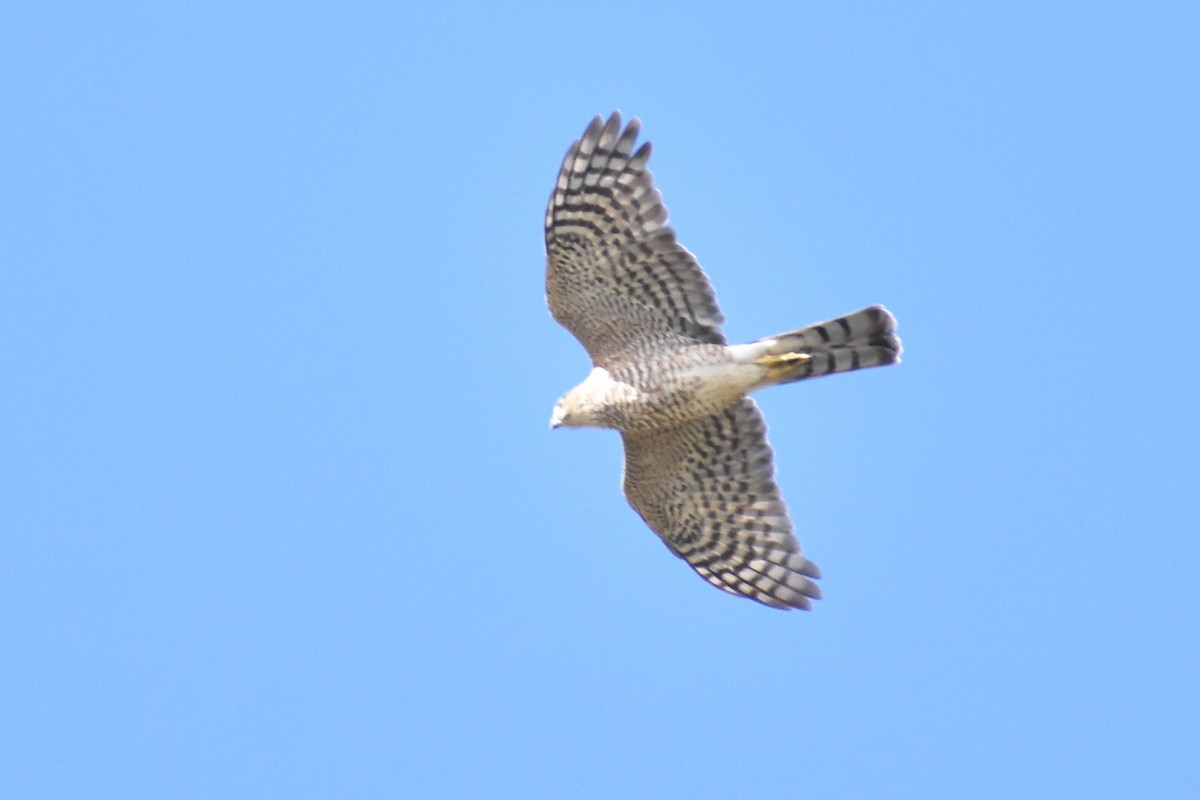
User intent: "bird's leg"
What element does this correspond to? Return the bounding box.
[757,352,811,367]
[756,352,813,381]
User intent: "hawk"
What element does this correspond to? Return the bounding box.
[546,112,901,609]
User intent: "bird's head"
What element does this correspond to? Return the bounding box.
[549,388,591,429]
[550,372,612,430]
[549,397,569,429]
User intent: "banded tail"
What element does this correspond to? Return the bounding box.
[746,305,901,385]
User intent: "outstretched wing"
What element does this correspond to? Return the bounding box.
[545,112,725,365]
[621,398,822,610]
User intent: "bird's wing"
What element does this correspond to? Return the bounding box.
[545,112,725,366]
[621,398,821,609]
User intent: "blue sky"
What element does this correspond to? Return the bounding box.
[3,2,1198,797]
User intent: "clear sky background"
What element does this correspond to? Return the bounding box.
[4,2,1198,797]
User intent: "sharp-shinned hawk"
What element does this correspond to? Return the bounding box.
[546,112,901,609]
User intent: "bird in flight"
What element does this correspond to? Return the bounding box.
[545,112,900,609]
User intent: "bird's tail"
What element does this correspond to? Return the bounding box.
[748,305,902,386]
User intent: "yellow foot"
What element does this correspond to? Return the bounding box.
[756,352,813,382]
[756,352,812,368]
